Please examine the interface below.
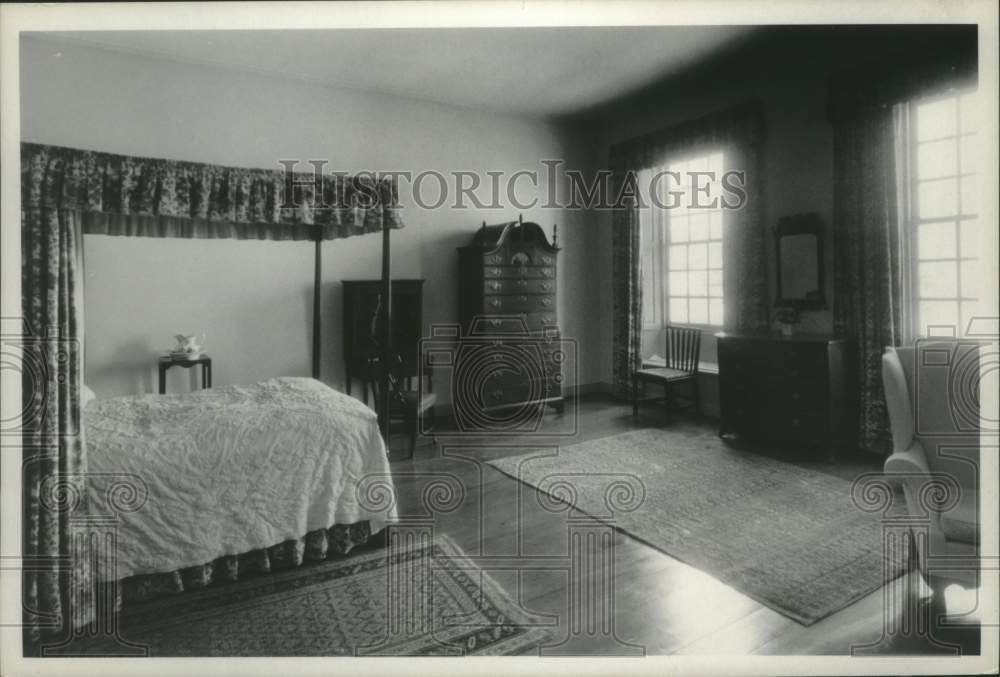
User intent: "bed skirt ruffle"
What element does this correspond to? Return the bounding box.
[118,521,380,606]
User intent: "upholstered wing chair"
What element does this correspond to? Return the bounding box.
[881,342,981,594]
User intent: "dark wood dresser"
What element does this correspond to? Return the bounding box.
[342,279,424,397]
[716,332,855,456]
[456,220,564,414]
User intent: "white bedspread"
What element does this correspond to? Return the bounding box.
[84,377,396,580]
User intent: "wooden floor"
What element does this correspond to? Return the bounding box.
[384,393,981,656]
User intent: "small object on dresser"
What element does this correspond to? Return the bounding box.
[775,307,800,336]
[171,333,203,359]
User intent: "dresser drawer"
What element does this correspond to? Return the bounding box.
[483,248,558,267]
[485,294,556,313]
[484,265,556,280]
[484,278,556,294]
[472,314,558,334]
[481,369,562,406]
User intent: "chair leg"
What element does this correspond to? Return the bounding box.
[692,377,702,418]
[632,378,639,417]
[664,382,675,420]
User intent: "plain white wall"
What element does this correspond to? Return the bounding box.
[20,36,602,399]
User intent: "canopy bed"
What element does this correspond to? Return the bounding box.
[20,142,404,647]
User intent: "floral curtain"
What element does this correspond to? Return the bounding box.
[21,143,404,241]
[609,103,769,398]
[610,179,643,399]
[829,33,976,454]
[21,205,93,653]
[831,105,910,455]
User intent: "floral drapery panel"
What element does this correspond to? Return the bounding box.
[22,143,404,241]
[829,33,976,454]
[831,105,910,455]
[21,206,93,653]
[610,181,644,399]
[609,103,769,398]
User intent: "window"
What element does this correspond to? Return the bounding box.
[640,151,725,329]
[912,90,980,336]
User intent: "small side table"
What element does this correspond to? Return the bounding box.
[158,354,212,394]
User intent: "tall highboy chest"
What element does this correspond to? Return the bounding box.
[456,220,564,414]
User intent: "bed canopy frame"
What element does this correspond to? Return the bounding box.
[22,142,398,443]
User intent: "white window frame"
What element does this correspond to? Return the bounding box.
[909,88,980,338]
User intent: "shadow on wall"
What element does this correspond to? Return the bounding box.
[87,336,157,394]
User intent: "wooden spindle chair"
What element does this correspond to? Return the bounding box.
[632,325,702,420]
[365,354,436,460]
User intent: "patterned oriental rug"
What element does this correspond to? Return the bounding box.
[91,534,552,656]
[488,428,909,626]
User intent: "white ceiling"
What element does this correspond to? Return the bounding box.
[38,27,755,118]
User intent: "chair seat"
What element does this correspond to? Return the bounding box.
[939,489,977,544]
[636,367,694,382]
[390,390,436,415]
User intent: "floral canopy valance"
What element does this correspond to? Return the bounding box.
[21,143,404,240]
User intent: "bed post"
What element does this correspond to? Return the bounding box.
[379,219,392,445]
[312,232,322,380]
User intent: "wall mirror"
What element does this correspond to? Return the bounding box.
[775,212,825,309]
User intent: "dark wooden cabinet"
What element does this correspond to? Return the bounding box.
[716,332,855,456]
[342,279,424,397]
[456,220,564,414]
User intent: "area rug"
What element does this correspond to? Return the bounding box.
[487,428,908,626]
[91,534,552,656]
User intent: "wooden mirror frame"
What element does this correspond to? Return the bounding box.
[774,212,825,310]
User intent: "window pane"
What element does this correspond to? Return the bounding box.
[709,298,724,326]
[707,152,724,176]
[917,138,957,180]
[688,213,710,241]
[960,301,979,335]
[671,187,690,216]
[707,241,723,269]
[960,176,977,216]
[959,91,978,132]
[959,219,978,257]
[708,270,723,297]
[689,243,707,269]
[918,260,958,298]
[689,298,709,325]
[919,300,959,335]
[917,179,957,219]
[960,259,979,299]
[959,134,977,174]
[669,297,688,324]
[668,270,687,296]
[709,211,724,239]
[670,216,689,243]
[688,155,709,173]
[669,244,688,270]
[689,270,708,296]
[642,280,655,321]
[916,97,957,141]
[917,221,956,259]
